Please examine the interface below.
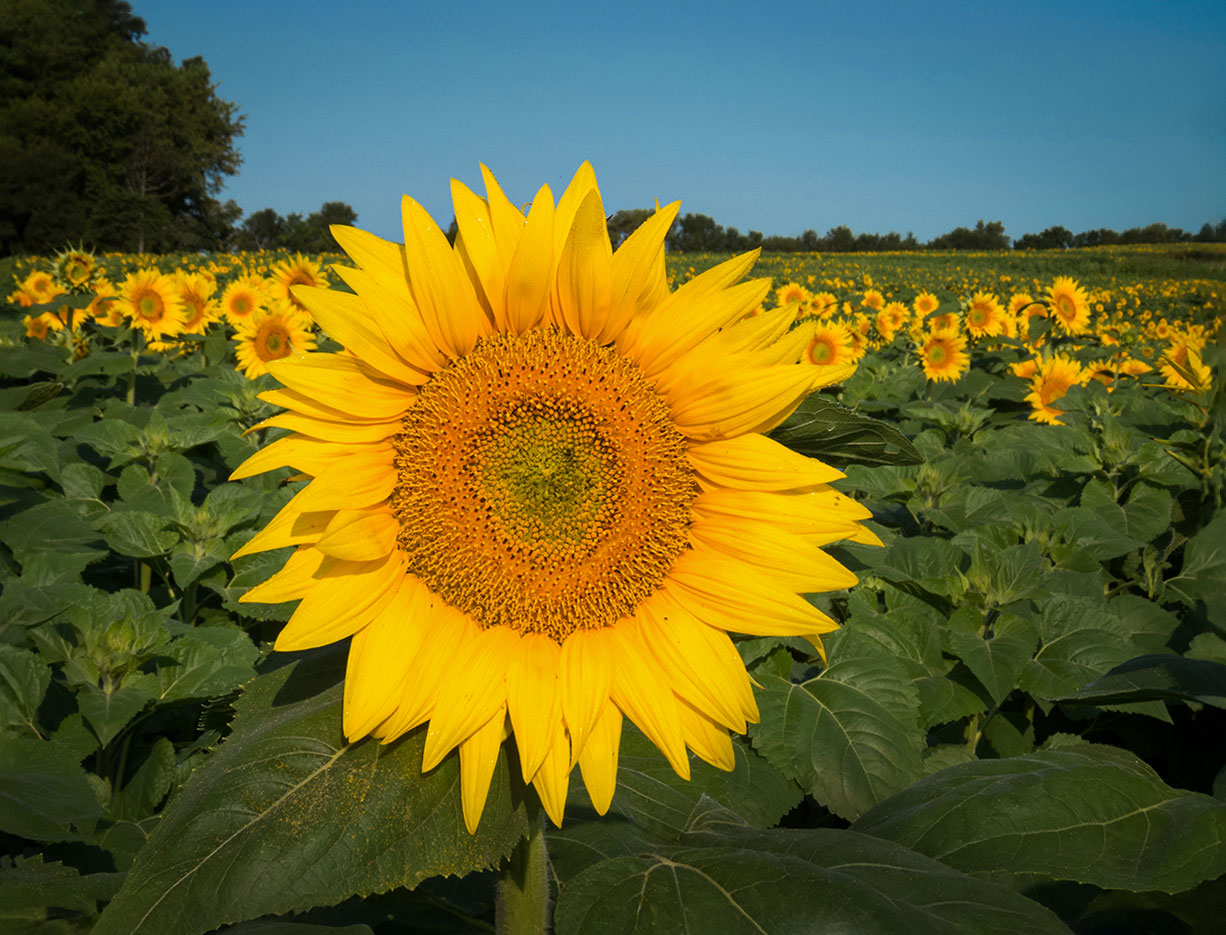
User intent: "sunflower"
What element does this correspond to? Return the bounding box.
[221,274,269,324]
[116,268,186,341]
[53,246,98,291]
[918,330,969,382]
[1047,276,1091,336]
[89,279,124,327]
[233,299,317,378]
[230,164,875,833]
[913,292,938,317]
[861,288,884,311]
[1025,354,1086,425]
[176,271,219,335]
[928,311,960,334]
[22,311,62,339]
[271,253,330,311]
[1159,339,1212,393]
[811,291,838,318]
[964,292,1005,338]
[8,269,64,307]
[774,281,810,311]
[804,320,854,368]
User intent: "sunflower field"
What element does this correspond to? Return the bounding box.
[1,200,1224,935]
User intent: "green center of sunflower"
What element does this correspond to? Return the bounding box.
[928,343,948,365]
[390,329,697,642]
[137,293,162,320]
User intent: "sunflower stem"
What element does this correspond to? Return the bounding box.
[496,813,550,935]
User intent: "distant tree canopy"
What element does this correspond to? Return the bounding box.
[0,0,244,255]
[234,202,358,253]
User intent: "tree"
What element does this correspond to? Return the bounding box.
[606,209,655,250]
[928,220,1009,250]
[0,0,244,254]
[1014,226,1074,250]
[235,201,359,253]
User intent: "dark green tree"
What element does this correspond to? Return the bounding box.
[1014,225,1074,249]
[0,0,244,254]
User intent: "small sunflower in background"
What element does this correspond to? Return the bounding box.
[811,291,838,318]
[1047,276,1091,336]
[964,291,1005,338]
[804,319,854,368]
[176,271,220,335]
[53,245,99,292]
[221,274,269,325]
[229,164,876,833]
[917,329,970,382]
[861,288,884,311]
[1025,353,1087,425]
[116,268,186,341]
[913,291,938,317]
[271,253,329,312]
[233,299,316,378]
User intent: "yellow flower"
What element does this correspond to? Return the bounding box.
[230,165,875,833]
[221,274,269,325]
[176,271,219,335]
[117,268,186,341]
[964,292,1005,338]
[233,299,317,378]
[23,311,62,339]
[811,291,838,318]
[271,253,329,311]
[774,281,810,310]
[1025,354,1086,425]
[1159,339,1212,393]
[53,246,98,291]
[8,269,65,307]
[913,292,938,317]
[1047,276,1091,336]
[918,330,969,382]
[861,288,884,311]
[804,320,854,368]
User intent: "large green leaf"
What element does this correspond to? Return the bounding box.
[1051,654,1226,709]
[853,742,1226,894]
[0,735,101,842]
[750,655,925,820]
[553,806,1069,935]
[0,856,123,917]
[92,648,532,935]
[769,393,922,467]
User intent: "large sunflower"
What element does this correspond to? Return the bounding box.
[116,268,186,341]
[231,165,875,833]
[1047,276,1090,336]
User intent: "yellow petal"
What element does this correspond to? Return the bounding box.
[343,574,427,740]
[450,179,503,323]
[505,634,562,783]
[400,196,491,359]
[693,487,873,542]
[266,354,411,421]
[230,489,332,559]
[504,186,555,334]
[379,591,478,738]
[422,625,519,772]
[291,449,396,513]
[331,264,448,373]
[637,590,756,731]
[459,704,507,834]
[677,697,736,771]
[530,719,572,828]
[689,519,858,594]
[687,433,843,491]
[666,364,820,442]
[664,550,840,637]
[249,410,405,444]
[274,550,406,652]
[259,387,397,424]
[555,189,613,341]
[607,621,689,780]
[330,224,410,293]
[239,545,323,604]
[293,284,430,387]
[610,201,681,325]
[578,701,622,815]
[480,164,527,262]
[314,508,399,562]
[230,435,389,481]
[559,628,613,767]
[552,161,599,258]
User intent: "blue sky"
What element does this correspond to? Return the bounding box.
[141,0,1225,244]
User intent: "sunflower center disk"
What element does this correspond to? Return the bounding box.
[391,329,697,642]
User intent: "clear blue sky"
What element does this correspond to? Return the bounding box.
[140,0,1225,244]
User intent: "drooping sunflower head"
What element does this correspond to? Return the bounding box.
[1025,353,1087,424]
[53,246,98,291]
[230,164,875,833]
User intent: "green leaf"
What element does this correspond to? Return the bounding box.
[0,735,101,842]
[0,499,106,574]
[92,649,532,935]
[553,809,1069,935]
[0,856,123,916]
[77,683,153,747]
[1167,513,1226,622]
[0,411,60,478]
[0,645,51,732]
[1018,597,1138,702]
[102,510,178,558]
[853,742,1226,894]
[770,393,923,467]
[750,655,925,820]
[944,610,1036,706]
[1050,505,1145,561]
[152,623,258,702]
[586,725,801,839]
[72,419,145,468]
[168,538,231,588]
[113,736,176,820]
[1051,655,1226,709]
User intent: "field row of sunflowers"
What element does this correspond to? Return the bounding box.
[6,243,1218,430]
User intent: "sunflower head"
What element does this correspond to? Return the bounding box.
[233,299,316,379]
[1047,276,1091,336]
[117,268,187,341]
[918,330,970,383]
[229,164,874,833]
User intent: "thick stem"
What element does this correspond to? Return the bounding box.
[496,814,550,935]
